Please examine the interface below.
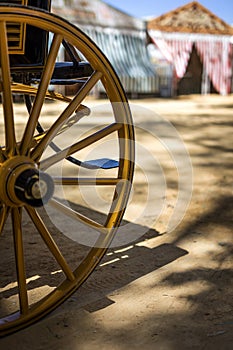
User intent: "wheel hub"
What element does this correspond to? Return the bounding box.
[0,156,54,207]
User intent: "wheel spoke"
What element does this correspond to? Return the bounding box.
[49,198,108,234]
[0,147,5,162]
[0,21,16,155]
[53,177,120,186]
[20,34,63,155]
[0,205,10,236]
[24,104,90,150]
[40,122,122,170]
[31,70,102,161]
[25,206,75,282]
[12,208,29,315]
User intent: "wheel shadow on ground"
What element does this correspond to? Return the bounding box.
[47,201,188,312]
[74,236,188,312]
[1,199,233,350]
[0,202,188,315]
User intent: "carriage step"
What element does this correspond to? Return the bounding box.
[50,79,87,85]
[81,158,119,169]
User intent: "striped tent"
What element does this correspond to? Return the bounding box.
[147,1,233,95]
[52,0,158,95]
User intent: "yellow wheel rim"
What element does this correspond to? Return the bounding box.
[0,6,134,336]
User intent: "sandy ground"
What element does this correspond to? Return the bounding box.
[0,94,232,349]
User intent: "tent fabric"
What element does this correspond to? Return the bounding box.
[52,0,159,94]
[149,30,233,95]
[79,26,158,93]
[151,37,193,78]
[196,40,233,95]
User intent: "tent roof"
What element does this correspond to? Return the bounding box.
[147,1,233,35]
[52,0,144,30]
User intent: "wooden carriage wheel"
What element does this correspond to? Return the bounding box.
[0,6,134,336]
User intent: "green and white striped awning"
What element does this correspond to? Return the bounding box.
[79,26,158,94]
[52,0,158,94]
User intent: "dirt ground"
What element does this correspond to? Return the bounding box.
[0,94,232,349]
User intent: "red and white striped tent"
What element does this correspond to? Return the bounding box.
[147,1,233,95]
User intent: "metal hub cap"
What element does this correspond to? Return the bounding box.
[0,156,54,207]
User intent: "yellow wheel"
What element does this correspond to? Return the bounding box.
[0,6,134,336]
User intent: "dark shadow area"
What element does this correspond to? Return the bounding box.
[1,97,232,348]
[0,203,187,314]
[171,195,233,246]
[209,103,233,109]
[76,242,188,312]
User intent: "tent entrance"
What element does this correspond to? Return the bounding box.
[178,45,202,95]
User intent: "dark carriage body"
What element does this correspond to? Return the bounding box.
[2,0,93,83]
[6,0,50,66]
